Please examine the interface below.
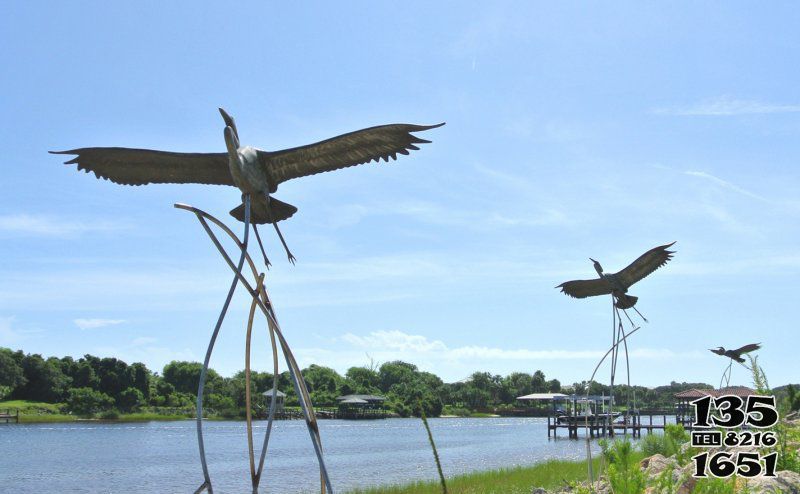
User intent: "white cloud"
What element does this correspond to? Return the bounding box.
[335,330,698,363]
[685,171,769,202]
[653,96,800,116]
[74,318,127,330]
[0,214,125,237]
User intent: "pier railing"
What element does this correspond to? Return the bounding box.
[0,408,19,424]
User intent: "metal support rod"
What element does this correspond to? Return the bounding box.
[245,274,264,489]
[254,278,281,490]
[584,321,641,491]
[193,195,251,494]
[176,202,332,494]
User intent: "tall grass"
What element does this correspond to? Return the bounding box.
[346,458,601,494]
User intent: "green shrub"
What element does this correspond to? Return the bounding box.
[604,440,647,494]
[99,409,120,420]
[65,387,114,415]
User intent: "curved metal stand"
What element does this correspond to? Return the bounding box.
[583,297,641,492]
[719,360,733,390]
[176,201,333,494]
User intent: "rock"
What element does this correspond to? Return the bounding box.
[743,470,800,493]
[641,454,678,476]
[531,488,548,494]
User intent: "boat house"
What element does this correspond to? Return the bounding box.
[261,388,287,414]
[335,394,388,419]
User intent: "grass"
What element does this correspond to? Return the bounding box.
[346,457,600,494]
[1,400,194,423]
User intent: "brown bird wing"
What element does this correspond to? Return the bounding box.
[259,123,444,186]
[614,242,676,289]
[557,278,614,299]
[51,148,234,186]
[733,343,761,355]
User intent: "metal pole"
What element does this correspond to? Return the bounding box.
[194,195,251,494]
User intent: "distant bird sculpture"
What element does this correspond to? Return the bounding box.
[711,343,761,389]
[557,242,676,316]
[710,343,761,364]
[52,108,444,264]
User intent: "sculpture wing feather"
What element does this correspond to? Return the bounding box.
[557,278,614,299]
[259,123,444,186]
[51,148,234,186]
[614,242,676,289]
[733,343,761,355]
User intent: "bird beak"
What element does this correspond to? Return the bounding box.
[589,258,597,263]
[218,107,232,124]
[218,107,239,140]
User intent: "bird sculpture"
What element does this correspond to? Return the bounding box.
[52,108,444,264]
[710,343,761,364]
[557,242,676,311]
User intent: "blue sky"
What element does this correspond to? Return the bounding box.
[1,2,799,387]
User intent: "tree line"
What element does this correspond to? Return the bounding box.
[0,347,724,418]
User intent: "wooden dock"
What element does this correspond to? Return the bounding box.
[547,411,677,439]
[0,408,19,424]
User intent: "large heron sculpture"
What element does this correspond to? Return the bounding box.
[52,109,444,494]
[52,108,444,265]
[711,343,761,389]
[557,241,676,320]
[557,242,676,491]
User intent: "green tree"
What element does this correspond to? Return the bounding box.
[531,370,547,393]
[130,363,151,400]
[345,366,381,393]
[163,361,221,395]
[302,365,343,405]
[378,361,418,392]
[16,354,71,402]
[0,348,26,394]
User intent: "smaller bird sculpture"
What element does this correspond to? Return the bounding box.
[710,343,761,364]
[557,242,676,312]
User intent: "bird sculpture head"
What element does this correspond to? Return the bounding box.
[589,258,603,277]
[709,347,726,355]
[218,107,238,139]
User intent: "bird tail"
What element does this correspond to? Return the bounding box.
[614,293,638,309]
[230,197,298,224]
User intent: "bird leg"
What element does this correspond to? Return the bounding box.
[265,194,296,264]
[252,224,272,269]
[622,305,649,324]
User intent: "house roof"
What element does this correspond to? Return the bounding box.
[261,388,287,398]
[517,393,569,401]
[336,394,386,402]
[339,398,369,404]
[674,386,755,399]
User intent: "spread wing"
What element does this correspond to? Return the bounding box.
[557,278,614,299]
[259,123,444,186]
[51,148,234,186]
[733,343,761,355]
[614,242,676,289]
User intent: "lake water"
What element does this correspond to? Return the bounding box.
[0,417,665,493]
